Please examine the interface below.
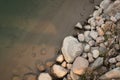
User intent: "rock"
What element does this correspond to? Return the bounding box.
[116,62,120,67]
[84,44,90,52]
[70,71,80,80]
[93,8,102,17]
[62,36,83,63]
[75,22,82,29]
[88,53,94,63]
[61,61,67,68]
[110,16,117,22]
[56,54,64,63]
[99,46,107,56]
[96,26,104,36]
[116,55,120,62]
[96,36,105,43]
[90,57,103,70]
[114,44,120,50]
[88,17,96,27]
[84,31,92,42]
[23,74,37,80]
[115,12,120,20]
[107,48,116,57]
[100,0,111,9]
[104,41,109,47]
[45,61,54,68]
[82,53,88,58]
[90,30,98,40]
[109,58,117,64]
[67,74,72,80]
[72,57,89,75]
[96,17,104,26]
[88,40,95,46]
[99,67,120,79]
[92,50,100,58]
[38,73,52,80]
[52,64,68,78]
[84,25,91,30]
[78,34,85,42]
[67,63,72,70]
[36,63,45,72]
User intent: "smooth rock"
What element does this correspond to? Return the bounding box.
[61,61,67,68]
[116,55,120,62]
[75,22,82,29]
[88,40,95,46]
[92,50,100,58]
[62,36,83,63]
[99,67,120,79]
[84,44,90,52]
[56,54,64,63]
[88,53,94,63]
[70,71,80,80]
[90,30,98,40]
[109,58,117,64]
[116,62,120,67]
[84,25,91,30]
[82,53,88,58]
[88,17,96,27]
[72,57,89,75]
[84,31,92,42]
[38,73,52,80]
[52,64,68,78]
[78,34,85,42]
[90,57,103,70]
[96,26,104,36]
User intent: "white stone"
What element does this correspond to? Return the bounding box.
[62,36,83,63]
[56,54,64,63]
[78,34,85,42]
[84,25,91,30]
[88,53,94,63]
[38,73,52,80]
[88,40,95,46]
[93,8,102,17]
[100,0,111,9]
[84,44,90,52]
[88,17,96,27]
[92,50,100,58]
[52,64,68,78]
[75,22,82,29]
[90,30,98,40]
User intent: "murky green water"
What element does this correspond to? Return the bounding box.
[0,0,102,80]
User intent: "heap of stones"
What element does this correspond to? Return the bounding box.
[37,0,120,80]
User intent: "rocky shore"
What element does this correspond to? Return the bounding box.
[12,0,120,80]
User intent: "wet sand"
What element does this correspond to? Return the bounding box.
[0,0,102,80]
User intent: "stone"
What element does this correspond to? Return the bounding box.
[67,74,72,80]
[72,57,89,75]
[84,31,92,42]
[90,57,103,70]
[45,61,54,68]
[38,73,52,80]
[96,26,104,36]
[96,17,104,26]
[67,63,72,70]
[90,30,98,40]
[93,8,102,17]
[52,64,68,78]
[88,53,94,63]
[116,62,120,67]
[92,50,100,58]
[36,63,45,72]
[84,44,90,52]
[88,40,95,46]
[96,36,105,43]
[82,53,88,58]
[115,12,120,20]
[75,22,82,29]
[88,17,96,27]
[116,55,120,62]
[100,0,111,9]
[109,58,117,64]
[56,54,64,63]
[70,71,80,80]
[78,34,85,42]
[99,67,120,80]
[114,44,120,50]
[23,74,37,80]
[84,25,91,30]
[62,36,83,63]
[61,61,67,68]
[110,16,117,22]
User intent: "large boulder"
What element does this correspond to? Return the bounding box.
[62,36,83,63]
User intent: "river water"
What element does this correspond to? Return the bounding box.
[0,0,102,80]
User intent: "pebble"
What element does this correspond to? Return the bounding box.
[90,57,103,70]
[67,63,72,70]
[92,50,100,58]
[88,40,95,46]
[75,22,82,29]
[96,36,105,43]
[84,44,90,52]
[90,30,98,40]
[52,64,68,78]
[82,53,88,58]
[96,17,104,26]
[114,44,120,50]
[84,31,92,42]
[36,63,45,72]
[110,16,117,22]
[109,58,117,64]
[56,54,64,63]
[116,62,120,67]
[93,8,102,17]
[84,25,91,30]
[78,33,85,42]
[62,36,83,63]
[88,53,94,63]
[88,17,96,27]
[116,55,120,62]
[100,0,111,9]
[100,67,120,79]
[96,26,104,36]
[61,61,67,68]
[45,61,54,68]
[72,57,89,75]
[38,73,52,80]
[115,12,120,20]
[70,71,80,80]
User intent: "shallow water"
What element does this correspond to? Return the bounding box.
[0,0,102,79]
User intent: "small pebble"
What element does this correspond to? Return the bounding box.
[61,61,67,68]
[84,44,90,52]
[78,34,85,42]
[109,58,117,64]
[88,40,95,46]
[90,30,98,40]
[92,50,100,58]
[116,55,120,62]
[75,22,82,29]
[56,54,64,63]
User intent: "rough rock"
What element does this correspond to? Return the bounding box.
[62,36,83,63]
[52,64,68,78]
[75,22,82,29]
[38,73,52,80]
[72,57,89,75]
[84,31,92,42]
[92,50,100,58]
[90,30,98,40]
[90,57,103,70]
[78,34,85,42]
[99,67,120,80]
[56,54,64,63]
[109,58,117,64]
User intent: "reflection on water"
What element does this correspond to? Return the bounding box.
[0,0,102,80]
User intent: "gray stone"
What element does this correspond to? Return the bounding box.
[52,64,68,78]
[90,57,103,70]
[62,36,83,63]
[84,44,90,52]
[88,17,96,27]
[38,73,52,80]
[100,0,111,9]
[84,31,92,42]
[75,22,82,29]
[82,53,88,58]
[78,34,85,42]
[88,53,94,63]
[90,30,98,40]
[72,57,89,75]
[96,36,105,43]
[84,25,91,30]
[88,40,95,46]
[93,8,102,17]
[109,58,117,64]
[100,67,120,79]
[92,50,100,58]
